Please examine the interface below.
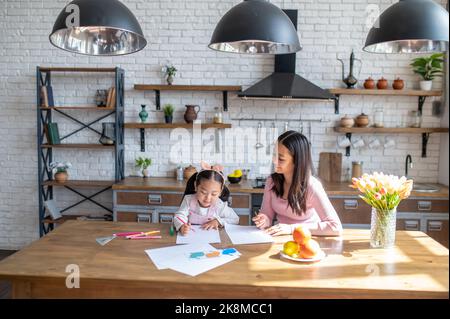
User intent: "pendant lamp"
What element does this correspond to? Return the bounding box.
[49,0,147,56]
[209,0,301,54]
[363,0,448,53]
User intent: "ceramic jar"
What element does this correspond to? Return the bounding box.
[363,77,375,89]
[183,165,197,180]
[184,105,200,123]
[377,77,388,89]
[340,115,355,128]
[392,77,404,90]
[355,113,369,127]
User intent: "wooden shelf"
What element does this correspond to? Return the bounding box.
[42,180,115,188]
[41,144,115,149]
[328,88,443,114]
[328,88,442,96]
[40,106,115,111]
[124,123,232,129]
[39,67,116,73]
[334,126,449,157]
[134,84,242,112]
[41,215,83,224]
[126,122,232,152]
[134,84,242,91]
[334,127,449,134]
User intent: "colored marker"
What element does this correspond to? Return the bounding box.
[175,216,195,232]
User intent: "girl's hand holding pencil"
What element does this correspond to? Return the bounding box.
[176,216,194,236]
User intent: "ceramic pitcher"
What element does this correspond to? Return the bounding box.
[184,105,200,123]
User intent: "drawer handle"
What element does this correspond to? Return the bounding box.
[428,221,442,232]
[404,220,419,231]
[148,194,162,204]
[344,199,358,210]
[418,201,432,211]
[159,214,174,224]
[137,214,151,223]
[228,196,233,206]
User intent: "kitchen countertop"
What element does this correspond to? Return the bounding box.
[112,177,449,198]
[0,220,447,298]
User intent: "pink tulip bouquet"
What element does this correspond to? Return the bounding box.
[351,172,413,248]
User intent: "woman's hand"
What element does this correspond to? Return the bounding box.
[201,219,220,230]
[252,213,270,229]
[180,223,191,236]
[265,223,292,236]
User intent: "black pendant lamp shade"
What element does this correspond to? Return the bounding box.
[209,0,301,54]
[364,0,448,53]
[49,0,147,56]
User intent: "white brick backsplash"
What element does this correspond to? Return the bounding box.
[0,0,447,249]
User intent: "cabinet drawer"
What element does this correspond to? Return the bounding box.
[159,213,174,224]
[396,219,421,231]
[116,192,183,206]
[116,211,152,223]
[330,197,371,224]
[398,199,449,213]
[228,194,251,209]
[426,219,449,248]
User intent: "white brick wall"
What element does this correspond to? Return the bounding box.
[0,0,447,249]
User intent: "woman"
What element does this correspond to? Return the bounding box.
[252,131,342,236]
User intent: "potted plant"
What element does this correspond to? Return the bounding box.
[49,161,72,183]
[162,104,174,123]
[410,53,445,91]
[162,63,177,85]
[135,157,152,178]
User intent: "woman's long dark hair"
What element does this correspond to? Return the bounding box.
[183,170,230,203]
[271,130,314,215]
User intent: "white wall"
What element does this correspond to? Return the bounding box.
[0,0,447,249]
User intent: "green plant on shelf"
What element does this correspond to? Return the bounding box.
[135,157,152,177]
[163,104,175,117]
[410,53,444,81]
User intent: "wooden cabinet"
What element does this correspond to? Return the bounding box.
[425,218,449,248]
[329,197,371,226]
[113,190,252,225]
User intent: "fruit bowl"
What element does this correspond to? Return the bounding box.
[227,176,242,184]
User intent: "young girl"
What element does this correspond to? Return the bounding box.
[252,131,342,237]
[174,161,240,235]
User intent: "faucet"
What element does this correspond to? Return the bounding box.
[405,154,413,178]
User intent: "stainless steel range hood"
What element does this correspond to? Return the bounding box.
[238,10,335,102]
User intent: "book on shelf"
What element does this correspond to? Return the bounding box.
[44,122,61,145]
[40,86,49,107]
[105,87,116,108]
[46,85,54,107]
[40,85,54,107]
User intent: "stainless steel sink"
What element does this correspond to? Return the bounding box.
[412,183,440,193]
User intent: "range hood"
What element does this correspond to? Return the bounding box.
[238,10,335,102]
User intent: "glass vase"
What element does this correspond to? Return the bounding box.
[370,207,397,248]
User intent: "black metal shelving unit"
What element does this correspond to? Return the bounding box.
[37,67,125,236]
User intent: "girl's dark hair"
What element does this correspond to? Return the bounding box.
[271,130,314,215]
[183,170,230,203]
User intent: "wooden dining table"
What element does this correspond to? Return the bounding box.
[0,220,447,298]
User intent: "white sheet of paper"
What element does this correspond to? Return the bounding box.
[145,243,240,276]
[145,243,214,270]
[176,225,221,244]
[225,224,274,245]
[168,252,240,277]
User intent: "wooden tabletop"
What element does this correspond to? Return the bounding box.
[112,177,449,198]
[0,221,447,299]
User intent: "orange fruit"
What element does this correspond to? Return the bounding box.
[299,239,321,259]
[283,241,299,258]
[293,225,311,245]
